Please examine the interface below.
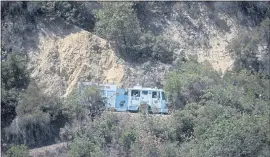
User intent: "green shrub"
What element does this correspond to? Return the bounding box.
[4,82,64,147]
[1,52,29,129]
[160,142,180,157]
[200,114,269,157]
[165,59,220,108]
[147,117,176,142]
[130,135,161,157]
[120,129,137,156]
[69,135,103,157]
[62,86,105,122]
[6,145,29,157]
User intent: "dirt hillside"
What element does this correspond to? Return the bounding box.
[29,30,124,97]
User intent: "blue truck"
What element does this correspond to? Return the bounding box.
[77,82,169,114]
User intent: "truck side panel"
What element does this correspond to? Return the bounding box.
[115,88,128,111]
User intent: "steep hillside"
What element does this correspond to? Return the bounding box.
[28,27,174,96]
[2,2,269,97]
[161,3,244,73]
[2,2,270,156]
[29,28,124,97]
[26,2,269,97]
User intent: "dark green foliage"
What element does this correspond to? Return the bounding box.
[1,2,39,53]
[1,52,29,94]
[147,116,176,142]
[28,2,96,31]
[94,2,143,61]
[1,1,96,31]
[165,59,221,109]
[133,2,175,34]
[69,135,103,157]
[67,113,119,156]
[202,114,269,157]
[1,52,29,130]
[59,86,105,145]
[120,129,136,157]
[62,86,105,122]
[237,2,270,26]
[144,33,177,63]
[3,82,66,148]
[177,111,270,157]
[68,112,175,157]
[94,2,178,63]
[164,58,270,157]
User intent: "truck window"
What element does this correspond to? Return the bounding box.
[142,91,148,95]
[131,90,140,97]
[152,91,157,98]
[161,92,166,100]
[124,90,128,95]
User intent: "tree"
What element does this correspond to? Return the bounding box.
[4,82,65,148]
[1,52,29,129]
[95,2,143,61]
[120,129,136,157]
[62,86,105,123]
[31,1,96,31]
[178,113,270,157]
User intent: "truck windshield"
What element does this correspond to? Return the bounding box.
[131,90,140,97]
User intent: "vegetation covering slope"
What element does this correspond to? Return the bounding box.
[1,1,270,157]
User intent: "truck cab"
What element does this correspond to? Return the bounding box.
[127,85,169,114]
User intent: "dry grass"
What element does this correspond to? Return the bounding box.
[29,142,68,157]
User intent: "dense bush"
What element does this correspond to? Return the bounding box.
[176,109,270,157]
[6,144,29,157]
[3,82,66,148]
[164,58,270,157]
[69,135,103,157]
[62,86,105,122]
[164,59,221,109]
[1,52,29,129]
[119,128,137,157]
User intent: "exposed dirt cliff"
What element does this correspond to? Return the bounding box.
[29,29,124,97]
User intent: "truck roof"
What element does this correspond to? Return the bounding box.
[77,82,164,91]
[129,87,164,91]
